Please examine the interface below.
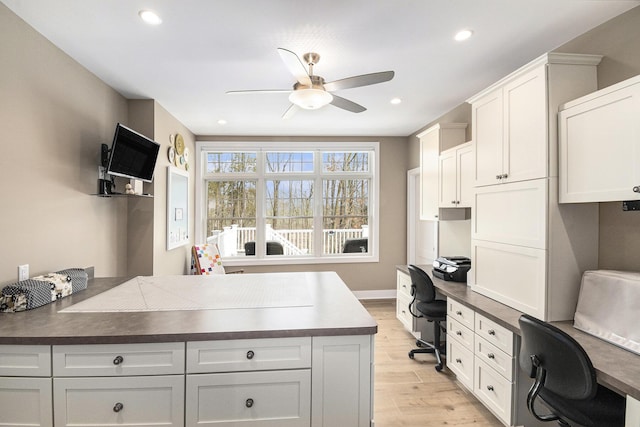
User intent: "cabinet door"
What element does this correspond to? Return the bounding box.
[457,143,474,207]
[312,335,372,427]
[420,131,440,220]
[0,377,52,427]
[446,339,474,391]
[503,65,548,183]
[559,79,640,203]
[438,148,458,207]
[472,88,503,187]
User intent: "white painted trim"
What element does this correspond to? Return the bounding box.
[353,289,396,300]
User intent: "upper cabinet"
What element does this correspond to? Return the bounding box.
[418,123,467,220]
[469,53,603,187]
[439,142,473,208]
[558,74,640,203]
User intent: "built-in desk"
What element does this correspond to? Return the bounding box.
[397,265,640,426]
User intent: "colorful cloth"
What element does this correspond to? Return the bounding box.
[192,244,226,275]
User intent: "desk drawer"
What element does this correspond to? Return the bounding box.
[397,270,412,297]
[187,337,311,373]
[474,357,513,425]
[0,377,52,426]
[0,345,51,377]
[53,375,184,427]
[446,339,473,391]
[396,290,414,331]
[475,336,515,382]
[186,369,311,426]
[53,342,185,377]
[475,313,514,356]
[448,299,475,330]
[447,316,474,350]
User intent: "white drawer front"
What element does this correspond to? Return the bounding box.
[396,290,413,331]
[447,316,474,351]
[0,344,51,377]
[448,299,475,330]
[446,339,474,391]
[475,336,515,382]
[0,377,52,426]
[397,270,412,297]
[186,369,311,426]
[474,357,513,425]
[53,375,184,427]
[475,314,514,356]
[53,342,185,377]
[187,337,311,373]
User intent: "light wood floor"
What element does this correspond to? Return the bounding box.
[362,299,503,427]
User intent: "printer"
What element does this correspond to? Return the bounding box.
[432,256,471,282]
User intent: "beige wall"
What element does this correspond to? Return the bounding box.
[0,3,129,283]
[196,136,409,292]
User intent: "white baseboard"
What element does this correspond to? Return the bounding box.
[352,289,396,300]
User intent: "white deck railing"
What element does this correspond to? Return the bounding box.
[209,225,368,256]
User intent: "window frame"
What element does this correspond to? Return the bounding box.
[195,141,380,266]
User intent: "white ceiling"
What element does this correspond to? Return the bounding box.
[3,0,639,137]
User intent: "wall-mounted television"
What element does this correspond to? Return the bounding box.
[104,123,160,182]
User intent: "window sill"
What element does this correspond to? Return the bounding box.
[221,254,379,267]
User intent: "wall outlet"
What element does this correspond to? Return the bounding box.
[18,264,29,281]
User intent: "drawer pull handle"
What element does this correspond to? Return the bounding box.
[488,329,496,336]
[113,402,124,413]
[487,385,494,392]
[113,355,124,365]
[634,186,640,193]
[245,398,254,408]
[246,350,255,360]
[456,311,462,315]
[488,353,495,359]
[455,358,462,363]
[496,175,501,180]
[456,331,462,336]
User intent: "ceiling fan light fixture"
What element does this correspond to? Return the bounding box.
[289,89,333,110]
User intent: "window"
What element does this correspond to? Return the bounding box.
[195,142,379,265]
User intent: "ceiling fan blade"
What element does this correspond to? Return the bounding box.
[277,48,312,86]
[226,89,291,95]
[282,104,299,120]
[324,71,394,92]
[330,94,366,113]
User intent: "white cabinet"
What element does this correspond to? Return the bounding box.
[418,123,467,220]
[467,52,602,322]
[559,74,640,203]
[439,142,473,208]
[470,53,601,187]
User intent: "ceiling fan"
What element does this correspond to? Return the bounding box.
[227,48,395,119]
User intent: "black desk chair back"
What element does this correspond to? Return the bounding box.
[518,314,625,427]
[407,265,447,371]
[244,241,284,256]
[342,238,368,253]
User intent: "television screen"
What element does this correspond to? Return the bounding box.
[106,123,160,182]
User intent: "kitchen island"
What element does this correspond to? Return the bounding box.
[0,272,377,427]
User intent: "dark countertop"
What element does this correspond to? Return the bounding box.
[397,265,640,401]
[0,272,377,345]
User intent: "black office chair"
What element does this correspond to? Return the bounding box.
[244,241,284,256]
[407,264,447,371]
[342,238,368,253]
[518,314,625,427]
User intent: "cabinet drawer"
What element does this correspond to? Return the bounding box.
[53,342,185,377]
[447,316,474,350]
[475,314,514,357]
[0,377,52,426]
[474,357,513,425]
[186,369,311,426]
[448,299,475,330]
[475,336,515,382]
[446,339,473,391]
[0,344,51,376]
[396,290,414,331]
[187,337,311,373]
[53,375,184,427]
[397,270,412,297]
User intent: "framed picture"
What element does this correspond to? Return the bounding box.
[167,166,189,250]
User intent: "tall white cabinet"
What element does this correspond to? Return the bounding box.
[467,52,602,321]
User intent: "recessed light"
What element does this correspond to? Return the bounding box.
[454,29,473,41]
[390,97,402,105]
[139,10,162,25]
[217,119,227,125]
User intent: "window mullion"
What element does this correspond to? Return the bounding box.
[256,151,266,258]
[314,151,324,256]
